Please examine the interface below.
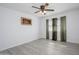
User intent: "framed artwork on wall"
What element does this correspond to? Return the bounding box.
[21,17,32,25]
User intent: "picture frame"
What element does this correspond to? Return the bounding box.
[21,17,32,25]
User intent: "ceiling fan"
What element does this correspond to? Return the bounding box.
[32,3,54,15]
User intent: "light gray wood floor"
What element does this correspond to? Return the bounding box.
[0,39,79,55]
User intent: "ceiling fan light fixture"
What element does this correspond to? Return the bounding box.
[41,12,44,15]
[32,3,54,15]
[39,11,46,15]
[44,11,46,13]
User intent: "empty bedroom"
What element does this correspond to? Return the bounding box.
[0,3,79,55]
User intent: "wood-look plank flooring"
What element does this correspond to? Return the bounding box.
[0,39,79,55]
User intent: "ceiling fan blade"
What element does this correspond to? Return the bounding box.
[34,11,40,13]
[32,6,40,9]
[45,9,54,11]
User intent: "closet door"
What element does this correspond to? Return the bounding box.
[52,18,57,41]
[46,19,49,39]
[60,16,66,42]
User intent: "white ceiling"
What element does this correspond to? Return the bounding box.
[0,3,79,17]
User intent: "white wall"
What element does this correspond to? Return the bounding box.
[39,17,46,39]
[38,17,43,39]
[40,8,79,44]
[0,6,39,51]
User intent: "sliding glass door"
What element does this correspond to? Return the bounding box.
[60,16,66,42]
[52,18,57,41]
[46,19,49,39]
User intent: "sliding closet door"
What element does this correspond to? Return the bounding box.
[60,16,66,42]
[52,18,57,41]
[46,19,49,39]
